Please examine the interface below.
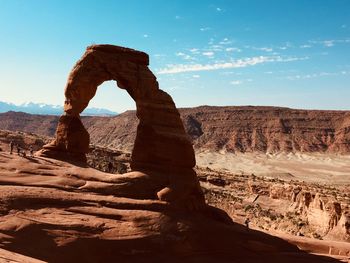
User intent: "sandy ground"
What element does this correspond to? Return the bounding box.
[196,151,350,185]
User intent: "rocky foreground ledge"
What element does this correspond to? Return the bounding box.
[0,152,344,262]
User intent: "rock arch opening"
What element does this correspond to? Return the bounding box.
[83,80,135,115]
[38,44,204,207]
[84,80,138,152]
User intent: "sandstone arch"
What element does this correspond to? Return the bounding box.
[38,44,204,208]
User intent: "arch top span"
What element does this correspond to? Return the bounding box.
[37,44,204,209]
[87,44,150,65]
[63,44,156,115]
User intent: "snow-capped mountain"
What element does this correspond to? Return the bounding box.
[0,101,117,116]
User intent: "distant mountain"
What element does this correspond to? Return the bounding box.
[0,101,117,116]
[1,106,350,154]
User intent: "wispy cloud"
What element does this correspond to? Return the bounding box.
[220,71,243,76]
[253,47,273,52]
[208,38,215,45]
[216,7,222,12]
[225,47,241,52]
[275,56,309,62]
[158,55,308,74]
[285,70,349,80]
[324,40,334,47]
[230,78,252,86]
[300,44,312,48]
[209,44,223,51]
[230,80,242,85]
[189,48,200,54]
[309,39,350,47]
[154,54,166,58]
[219,38,232,45]
[143,34,149,38]
[175,15,182,20]
[175,52,194,60]
[200,27,211,31]
[202,51,215,57]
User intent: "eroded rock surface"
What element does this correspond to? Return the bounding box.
[0,153,341,263]
[199,166,350,245]
[37,45,203,208]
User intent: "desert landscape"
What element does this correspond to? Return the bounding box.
[0,103,349,262]
[1,1,350,262]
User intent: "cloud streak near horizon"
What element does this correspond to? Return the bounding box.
[157,56,308,74]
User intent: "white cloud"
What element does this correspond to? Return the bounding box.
[143,34,149,38]
[260,47,273,52]
[200,27,211,31]
[219,38,232,45]
[309,39,350,47]
[225,47,242,52]
[192,74,200,78]
[158,55,306,74]
[254,47,273,52]
[176,52,185,56]
[209,44,223,51]
[202,51,215,57]
[167,86,182,91]
[189,48,200,54]
[285,70,349,80]
[175,52,194,60]
[300,44,312,48]
[275,56,309,62]
[324,40,334,47]
[183,55,194,60]
[216,7,222,11]
[220,71,243,76]
[175,15,182,19]
[341,24,347,28]
[230,80,242,85]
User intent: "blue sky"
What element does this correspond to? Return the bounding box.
[0,0,350,112]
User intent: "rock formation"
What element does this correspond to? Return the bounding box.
[0,153,343,262]
[2,106,350,154]
[293,190,350,241]
[37,45,204,208]
[0,130,348,261]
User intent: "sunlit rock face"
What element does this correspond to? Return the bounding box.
[37,44,204,208]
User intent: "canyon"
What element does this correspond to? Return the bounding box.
[1,105,350,154]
